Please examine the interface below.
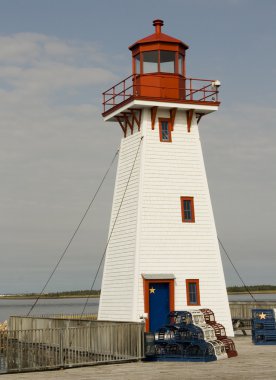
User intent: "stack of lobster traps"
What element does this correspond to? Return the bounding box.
[200,309,238,358]
[145,309,237,362]
[252,309,276,345]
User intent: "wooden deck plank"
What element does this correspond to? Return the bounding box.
[0,337,276,379]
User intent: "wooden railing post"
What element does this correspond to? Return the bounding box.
[59,330,64,368]
[190,78,193,100]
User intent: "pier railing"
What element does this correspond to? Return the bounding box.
[229,301,276,336]
[102,74,220,114]
[229,301,276,319]
[0,321,144,374]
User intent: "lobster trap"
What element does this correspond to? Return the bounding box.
[252,309,276,346]
[145,308,238,361]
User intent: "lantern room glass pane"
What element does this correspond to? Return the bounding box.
[135,54,140,74]
[143,51,158,73]
[160,51,176,73]
[178,54,184,75]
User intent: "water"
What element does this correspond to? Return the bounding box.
[1,294,276,322]
[227,293,276,302]
[0,297,99,322]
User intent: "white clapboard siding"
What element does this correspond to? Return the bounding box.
[98,127,142,321]
[99,107,233,336]
[135,109,233,334]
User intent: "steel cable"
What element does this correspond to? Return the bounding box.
[80,136,144,317]
[26,149,119,316]
[218,236,257,302]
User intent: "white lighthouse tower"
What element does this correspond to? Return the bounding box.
[98,20,233,336]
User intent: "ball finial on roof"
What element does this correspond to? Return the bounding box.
[153,19,164,34]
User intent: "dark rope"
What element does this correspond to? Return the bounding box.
[27,149,119,316]
[80,136,144,317]
[218,236,257,302]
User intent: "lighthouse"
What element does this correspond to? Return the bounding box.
[98,20,234,336]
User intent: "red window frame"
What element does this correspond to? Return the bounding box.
[159,118,172,142]
[180,196,195,223]
[186,279,201,306]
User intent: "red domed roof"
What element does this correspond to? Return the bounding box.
[129,19,189,51]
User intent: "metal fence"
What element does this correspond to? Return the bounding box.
[0,321,144,374]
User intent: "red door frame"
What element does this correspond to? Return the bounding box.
[143,278,175,332]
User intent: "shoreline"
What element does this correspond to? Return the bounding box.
[1,290,276,300]
[227,290,276,295]
[0,295,100,300]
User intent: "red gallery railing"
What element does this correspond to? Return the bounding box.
[102,74,220,114]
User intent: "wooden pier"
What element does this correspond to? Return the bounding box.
[0,337,275,380]
[1,302,276,376]
[0,321,144,374]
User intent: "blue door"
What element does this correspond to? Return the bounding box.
[149,282,170,332]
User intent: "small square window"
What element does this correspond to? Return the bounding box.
[186,279,200,306]
[159,118,172,142]
[180,196,195,223]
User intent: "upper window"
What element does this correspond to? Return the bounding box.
[180,196,195,223]
[143,51,158,73]
[160,51,176,73]
[186,279,200,306]
[141,50,179,74]
[134,54,141,74]
[159,118,172,142]
[178,54,184,75]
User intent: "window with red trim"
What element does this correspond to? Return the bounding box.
[139,50,178,74]
[186,279,200,306]
[180,196,195,223]
[159,118,172,142]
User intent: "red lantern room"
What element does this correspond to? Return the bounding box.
[102,20,220,123]
[129,19,188,100]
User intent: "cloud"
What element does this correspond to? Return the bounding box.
[201,103,276,171]
[0,33,106,64]
[0,33,117,104]
[0,33,121,292]
[0,32,275,292]
[0,32,119,143]
[199,102,276,285]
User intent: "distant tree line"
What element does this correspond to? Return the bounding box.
[5,286,276,298]
[56,290,99,296]
[227,285,276,293]
[44,290,101,297]
[9,290,101,298]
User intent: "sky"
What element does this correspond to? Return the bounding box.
[0,0,275,293]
